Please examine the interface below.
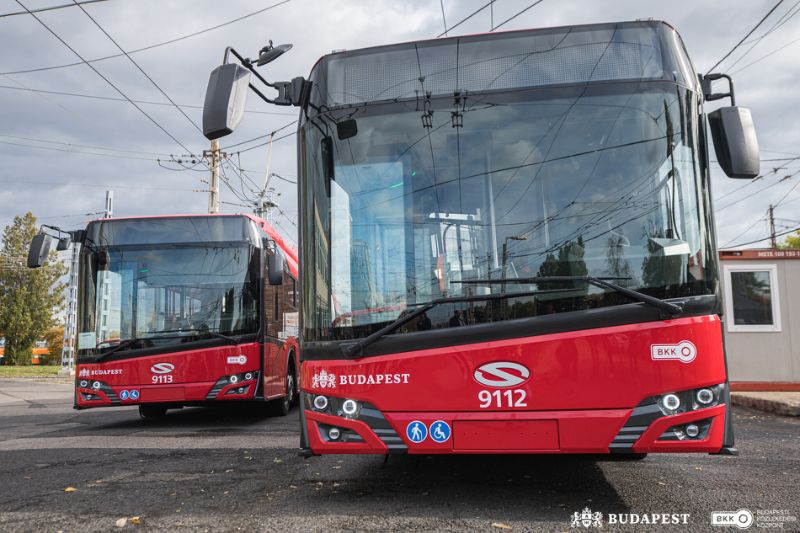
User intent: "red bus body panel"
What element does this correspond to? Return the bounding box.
[302,315,729,454]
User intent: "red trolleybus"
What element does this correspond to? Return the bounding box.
[30,214,300,418]
[203,21,760,455]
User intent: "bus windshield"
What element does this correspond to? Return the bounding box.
[301,82,717,341]
[76,216,262,359]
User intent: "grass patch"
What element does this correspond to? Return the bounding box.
[0,365,61,377]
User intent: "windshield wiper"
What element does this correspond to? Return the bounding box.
[148,328,240,345]
[341,287,574,358]
[455,276,684,318]
[94,337,145,362]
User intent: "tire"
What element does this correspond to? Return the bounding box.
[139,404,168,419]
[269,360,296,417]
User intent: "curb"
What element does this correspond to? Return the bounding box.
[731,393,800,417]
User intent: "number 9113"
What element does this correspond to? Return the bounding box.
[478,389,527,408]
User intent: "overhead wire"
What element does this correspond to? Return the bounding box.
[437,0,494,37]
[724,0,800,71]
[720,225,800,249]
[0,0,107,18]
[705,0,785,73]
[0,84,296,116]
[491,0,546,31]
[72,0,203,135]
[0,0,292,76]
[13,0,197,156]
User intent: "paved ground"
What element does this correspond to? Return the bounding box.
[0,379,798,532]
[732,391,800,416]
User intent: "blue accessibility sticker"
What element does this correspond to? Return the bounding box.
[406,420,427,443]
[129,390,139,401]
[119,390,129,400]
[430,420,451,443]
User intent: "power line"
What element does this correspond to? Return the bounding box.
[0,133,172,157]
[2,177,196,192]
[220,120,298,151]
[0,84,296,116]
[706,0,785,73]
[716,170,799,212]
[730,35,800,74]
[720,210,767,248]
[491,0,546,31]
[0,0,107,18]
[437,0,494,37]
[720,225,800,249]
[0,139,161,161]
[724,0,800,71]
[14,0,196,155]
[439,0,448,36]
[0,0,291,76]
[72,0,202,135]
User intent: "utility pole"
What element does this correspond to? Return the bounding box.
[768,204,777,248]
[59,191,112,376]
[206,139,220,214]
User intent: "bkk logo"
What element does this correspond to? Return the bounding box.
[651,340,697,363]
[150,362,175,374]
[473,361,530,388]
[227,355,247,365]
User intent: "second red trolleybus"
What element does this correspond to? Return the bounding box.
[30,214,300,418]
[203,20,760,456]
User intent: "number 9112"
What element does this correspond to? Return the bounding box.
[478,389,527,408]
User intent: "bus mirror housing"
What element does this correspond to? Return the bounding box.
[702,73,759,179]
[707,106,760,179]
[202,63,251,140]
[267,248,285,286]
[27,233,52,268]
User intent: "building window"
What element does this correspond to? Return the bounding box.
[723,263,781,333]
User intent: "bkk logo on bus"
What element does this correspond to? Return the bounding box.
[650,341,697,363]
[150,362,175,374]
[473,362,530,388]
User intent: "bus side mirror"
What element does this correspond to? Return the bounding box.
[202,63,251,140]
[27,234,52,268]
[267,249,285,286]
[707,106,760,179]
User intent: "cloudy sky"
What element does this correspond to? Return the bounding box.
[1,0,799,254]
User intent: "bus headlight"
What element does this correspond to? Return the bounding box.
[313,395,329,411]
[341,399,359,418]
[661,393,681,412]
[696,388,714,405]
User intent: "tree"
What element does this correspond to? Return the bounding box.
[0,213,67,365]
[779,230,800,249]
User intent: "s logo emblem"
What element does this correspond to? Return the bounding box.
[474,362,530,388]
[150,362,175,374]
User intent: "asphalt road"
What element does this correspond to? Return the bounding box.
[0,379,798,532]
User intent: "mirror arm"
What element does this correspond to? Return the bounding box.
[702,73,736,106]
[224,46,277,88]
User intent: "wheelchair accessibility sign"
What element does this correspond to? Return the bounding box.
[406,421,427,443]
[430,420,451,443]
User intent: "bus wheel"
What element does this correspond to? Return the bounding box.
[269,364,296,416]
[139,404,168,419]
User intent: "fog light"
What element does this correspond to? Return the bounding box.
[79,380,88,388]
[229,375,239,384]
[696,388,714,405]
[92,381,101,390]
[313,395,328,410]
[244,372,253,381]
[342,399,359,416]
[662,393,680,411]
[237,387,245,394]
[328,427,341,440]
[685,424,700,438]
